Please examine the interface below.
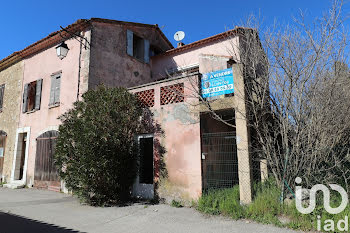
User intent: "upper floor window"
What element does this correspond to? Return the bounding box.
[0,84,5,112]
[126,30,150,63]
[49,73,61,107]
[22,79,42,113]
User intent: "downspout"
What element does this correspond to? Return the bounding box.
[77,34,84,101]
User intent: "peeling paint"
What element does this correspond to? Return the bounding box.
[164,103,198,124]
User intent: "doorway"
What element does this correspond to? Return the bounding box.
[34,131,60,189]
[133,134,154,199]
[0,131,7,181]
[13,133,28,181]
[200,110,239,193]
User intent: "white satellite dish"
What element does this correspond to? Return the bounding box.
[174,31,185,42]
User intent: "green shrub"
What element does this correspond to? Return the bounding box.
[55,86,142,206]
[171,200,183,208]
[247,182,281,224]
[197,179,350,232]
[197,186,246,219]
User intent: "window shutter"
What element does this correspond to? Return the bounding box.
[144,39,150,63]
[54,76,61,104]
[0,85,4,111]
[127,30,133,56]
[49,76,56,105]
[35,79,42,110]
[22,83,29,113]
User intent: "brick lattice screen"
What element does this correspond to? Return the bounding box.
[160,83,184,105]
[135,89,155,107]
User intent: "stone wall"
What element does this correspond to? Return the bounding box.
[88,22,172,89]
[0,61,23,182]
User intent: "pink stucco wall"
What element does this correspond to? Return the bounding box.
[130,76,202,201]
[151,36,240,79]
[19,33,90,184]
[132,35,240,201]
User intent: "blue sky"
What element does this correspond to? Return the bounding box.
[0,0,345,60]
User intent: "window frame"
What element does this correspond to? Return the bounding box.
[126,30,150,64]
[49,73,61,107]
[22,79,42,114]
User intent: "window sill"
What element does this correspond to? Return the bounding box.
[26,109,38,114]
[126,54,149,65]
[49,103,60,109]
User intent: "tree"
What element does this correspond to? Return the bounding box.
[185,0,350,195]
[54,86,143,206]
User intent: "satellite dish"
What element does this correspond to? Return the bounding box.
[174,31,185,42]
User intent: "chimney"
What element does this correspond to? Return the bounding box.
[177,42,185,48]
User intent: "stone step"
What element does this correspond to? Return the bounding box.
[3,183,25,189]
[48,185,61,192]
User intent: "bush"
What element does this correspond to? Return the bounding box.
[171,200,183,208]
[55,86,142,206]
[247,180,281,224]
[197,179,350,232]
[197,186,246,219]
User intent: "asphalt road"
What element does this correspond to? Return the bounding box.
[0,188,298,233]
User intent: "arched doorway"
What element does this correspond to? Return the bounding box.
[34,130,60,190]
[0,130,7,181]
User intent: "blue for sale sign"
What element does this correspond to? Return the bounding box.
[201,68,234,98]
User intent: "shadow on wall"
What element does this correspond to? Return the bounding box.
[139,108,167,201]
[0,212,83,233]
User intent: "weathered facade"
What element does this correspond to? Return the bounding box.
[0,18,265,204]
[0,19,172,190]
[0,61,23,182]
[129,31,257,204]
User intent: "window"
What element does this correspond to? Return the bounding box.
[49,73,61,106]
[22,79,42,113]
[160,83,184,105]
[126,30,150,63]
[0,84,4,112]
[135,89,155,107]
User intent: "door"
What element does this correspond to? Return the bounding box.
[133,134,154,199]
[201,132,239,193]
[0,131,6,180]
[34,131,60,189]
[13,132,28,181]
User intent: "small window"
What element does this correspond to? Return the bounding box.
[49,74,61,106]
[126,30,150,63]
[0,84,5,112]
[160,83,184,105]
[22,79,42,113]
[133,34,145,61]
[135,89,155,107]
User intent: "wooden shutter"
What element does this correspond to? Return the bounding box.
[35,79,42,110]
[49,76,56,105]
[127,30,133,56]
[22,83,29,113]
[144,39,150,63]
[0,85,4,111]
[54,76,61,104]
